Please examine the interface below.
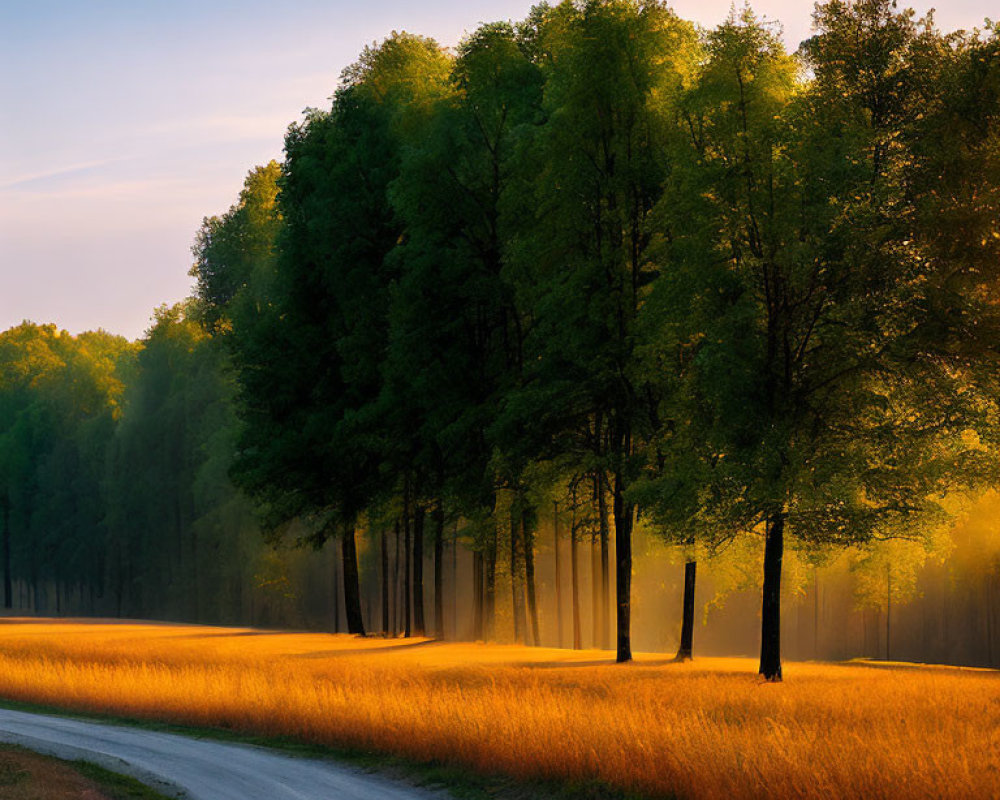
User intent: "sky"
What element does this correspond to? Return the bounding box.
[1,0,994,340]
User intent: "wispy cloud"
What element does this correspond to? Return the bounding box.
[0,157,133,191]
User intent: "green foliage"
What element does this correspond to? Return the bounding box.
[191,161,282,332]
[4,1,1000,666]
[0,323,133,605]
[226,33,452,542]
[641,3,1000,556]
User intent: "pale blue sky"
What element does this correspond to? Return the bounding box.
[1,0,993,339]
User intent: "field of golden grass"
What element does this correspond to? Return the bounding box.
[0,619,994,799]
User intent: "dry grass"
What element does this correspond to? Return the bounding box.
[0,743,163,799]
[0,619,994,799]
[0,745,108,799]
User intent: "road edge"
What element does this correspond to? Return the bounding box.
[0,727,187,799]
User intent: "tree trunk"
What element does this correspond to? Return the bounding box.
[452,522,458,639]
[523,508,540,646]
[433,498,445,639]
[987,570,995,667]
[332,543,341,633]
[485,525,497,641]
[191,518,200,622]
[392,519,401,636]
[413,503,426,636]
[597,474,611,649]
[342,523,366,635]
[571,491,582,650]
[676,560,696,661]
[613,469,633,663]
[591,533,600,648]
[886,565,892,662]
[554,501,563,648]
[510,509,526,643]
[1,494,11,609]
[759,513,784,681]
[404,485,412,638]
[381,528,389,636]
[813,567,819,660]
[473,550,483,640]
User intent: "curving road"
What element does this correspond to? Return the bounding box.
[0,707,447,800]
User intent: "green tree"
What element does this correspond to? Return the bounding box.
[227,33,451,636]
[648,4,1000,680]
[385,20,543,640]
[191,161,282,333]
[499,0,696,661]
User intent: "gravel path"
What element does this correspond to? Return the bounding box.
[0,707,447,800]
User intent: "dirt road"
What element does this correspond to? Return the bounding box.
[0,707,447,799]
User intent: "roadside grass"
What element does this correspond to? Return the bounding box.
[0,743,173,799]
[0,693,639,800]
[0,619,995,799]
[72,758,175,799]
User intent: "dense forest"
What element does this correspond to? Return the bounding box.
[2,0,999,680]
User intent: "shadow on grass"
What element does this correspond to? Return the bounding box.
[834,658,1000,675]
[176,630,294,639]
[294,639,439,658]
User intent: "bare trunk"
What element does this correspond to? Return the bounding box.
[413,503,426,636]
[613,469,632,663]
[381,528,389,635]
[484,524,497,641]
[510,509,526,643]
[342,523,366,635]
[759,513,784,681]
[523,508,540,646]
[597,474,610,649]
[676,560,696,661]
[571,491,582,650]
[886,565,892,662]
[813,567,819,660]
[451,522,458,639]
[473,550,484,640]
[392,519,400,636]
[591,533,600,648]
[433,498,444,639]
[554,501,563,648]
[987,571,995,667]
[1,494,11,609]
[332,543,341,634]
[404,485,412,638]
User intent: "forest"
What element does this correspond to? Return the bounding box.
[2,0,999,682]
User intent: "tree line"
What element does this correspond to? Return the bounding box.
[3,0,1000,680]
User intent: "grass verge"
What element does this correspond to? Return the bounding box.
[0,697,641,800]
[0,743,173,799]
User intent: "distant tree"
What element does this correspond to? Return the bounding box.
[0,323,132,613]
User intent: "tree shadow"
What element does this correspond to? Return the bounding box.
[831,658,1000,676]
[294,638,439,658]
[505,656,691,670]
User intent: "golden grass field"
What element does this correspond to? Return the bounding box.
[0,619,995,799]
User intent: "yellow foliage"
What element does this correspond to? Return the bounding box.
[0,620,995,799]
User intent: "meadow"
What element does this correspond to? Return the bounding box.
[0,619,995,800]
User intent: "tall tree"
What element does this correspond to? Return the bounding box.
[222,35,451,636]
[501,0,697,662]
[648,5,1000,680]
[384,21,543,644]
